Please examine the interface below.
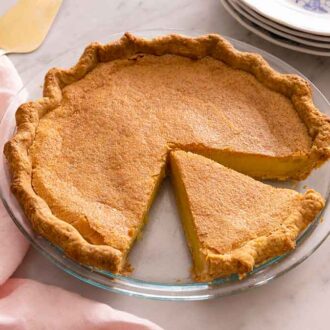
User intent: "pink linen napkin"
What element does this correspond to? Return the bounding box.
[0,55,29,286]
[0,279,161,330]
[0,56,162,330]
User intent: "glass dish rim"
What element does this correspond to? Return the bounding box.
[1,28,330,301]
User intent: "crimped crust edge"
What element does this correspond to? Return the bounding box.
[199,189,325,282]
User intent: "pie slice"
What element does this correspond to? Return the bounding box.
[170,150,324,281]
[4,33,330,274]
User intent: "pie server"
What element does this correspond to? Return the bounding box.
[0,0,62,56]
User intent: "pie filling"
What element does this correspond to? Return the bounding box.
[179,147,311,180]
[169,153,207,276]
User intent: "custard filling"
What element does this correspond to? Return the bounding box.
[169,153,207,276]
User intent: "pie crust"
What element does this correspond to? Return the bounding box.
[4,33,330,275]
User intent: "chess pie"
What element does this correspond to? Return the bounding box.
[4,33,329,277]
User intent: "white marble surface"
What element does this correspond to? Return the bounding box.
[2,0,330,329]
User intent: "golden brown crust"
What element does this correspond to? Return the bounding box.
[4,32,330,273]
[202,189,324,281]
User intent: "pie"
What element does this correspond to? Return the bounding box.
[4,33,330,278]
[170,150,324,281]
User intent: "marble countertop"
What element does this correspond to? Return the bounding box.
[2,0,330,329]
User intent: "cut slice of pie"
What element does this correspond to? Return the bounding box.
[170,150,324,281]
[4,33,330,274]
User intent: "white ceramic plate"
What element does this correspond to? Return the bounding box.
[230,0,330,48]
[241,0,330,36]
[222,0,330,56]
[237,0,330,42]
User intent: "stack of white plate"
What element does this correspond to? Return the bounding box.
[221,0,330,56]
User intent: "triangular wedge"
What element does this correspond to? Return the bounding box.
[170,150,325,281]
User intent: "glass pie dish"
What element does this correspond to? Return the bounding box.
[0,29,329,301]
